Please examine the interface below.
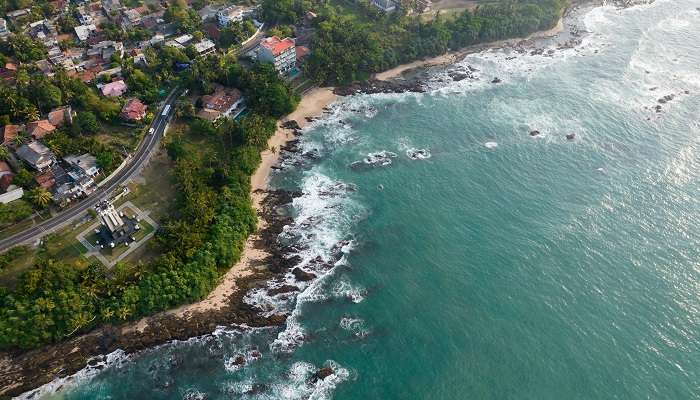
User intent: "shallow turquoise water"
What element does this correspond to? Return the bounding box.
[37,1,700,399]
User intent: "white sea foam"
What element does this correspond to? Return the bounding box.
[333,279,366,304]
[15,350,130,400]
[263,360,351,400]
[406,148,432,160]
[484,142,499,148]
[340,316,370,338]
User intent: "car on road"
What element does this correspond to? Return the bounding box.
[148,127,154,135]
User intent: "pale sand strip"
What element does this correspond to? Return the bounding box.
[375,18,565,81]
[123,88,337,332]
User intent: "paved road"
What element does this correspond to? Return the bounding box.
[0,89,180,252]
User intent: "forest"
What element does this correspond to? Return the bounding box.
[261,0,570,84]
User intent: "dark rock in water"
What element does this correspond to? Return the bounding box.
[655,105,662,113]
[657,95,674,104]
[448,70,471,81]
[566,133,576,140]
[292,267,316,282]
[491,77,502,84]
[311,367,334,382]
[268,284,299,296]
[250,350,262,358]
[529,130,541,136]
[334,79,425,96]
[268,314,287,325]
[233,355,246,366]
[245,384,268,395]
[281,120,301,130]
[305,116,317,123]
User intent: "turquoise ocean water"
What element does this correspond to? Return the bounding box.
[33,1,700,398]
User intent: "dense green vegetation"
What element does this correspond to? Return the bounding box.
[261,0,569,84]
[0,62,296,350]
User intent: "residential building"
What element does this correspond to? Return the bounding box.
[296,45,310,64]
[35,169,56,189]
[48,106,73,127]
[87,40,124,61]
[65,153,99,177]
[0,18,9,40]
[102,0,123,16]
[1,124,22,146]
[6,9,30,23]
[174,34,193,46]
[371,0,398,12]
[194,39,216,57]
[120,98,147,121]
[197,85,243,121]
[257,36,296,75]
[101,80,127,97]
[0,63,17,81]
[27,120,56,140]
[0,186,23,204]
[16,141,55,171]
[28,20,58,46]
[216,5,245,27]
[0,161,13,191]
[121,8,142,29]
[76,7,93,25]
[75,24,97,42]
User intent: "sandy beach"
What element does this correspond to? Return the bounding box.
[374,12,565,82]
[122,87,338,333]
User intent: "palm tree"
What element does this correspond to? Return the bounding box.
[22,106,40,122]
[30,188,52,208]
[13,132,28,147]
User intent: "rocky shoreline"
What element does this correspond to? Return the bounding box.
[0,188,301,399]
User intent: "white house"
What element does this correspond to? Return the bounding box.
[371,0,398,12]
[194,39,216,57]
[257,36,296,75]
[216,5,245,27]
[74,24,97,42]
[64,154,99,177]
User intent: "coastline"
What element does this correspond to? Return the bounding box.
[0,3,594,397]
[142,87,338,323]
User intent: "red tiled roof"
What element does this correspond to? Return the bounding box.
[0,174,12,191]
[0,161,11,174]
[35,170,55,189]
[27,120,56,140]
[48,106,71,127]
[261,36,295,57]
[120,98,147,120]
[201,87,241,113]
[1,125,21,144]
[296,46,310,60]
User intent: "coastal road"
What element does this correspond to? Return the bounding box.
[0,88,180,252]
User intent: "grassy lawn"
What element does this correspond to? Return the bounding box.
[120,148,177,222]
[0,247,36,290]
[0,215,98,288]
